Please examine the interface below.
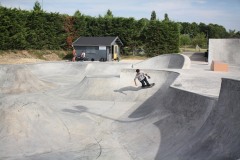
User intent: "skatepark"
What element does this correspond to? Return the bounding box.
[0,39,240,160]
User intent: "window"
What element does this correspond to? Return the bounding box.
[85,46,98,53]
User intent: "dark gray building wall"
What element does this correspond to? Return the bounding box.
[72,36,123,61]
[74,46,110,61]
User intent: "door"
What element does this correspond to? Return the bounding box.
[107,47,111,61]
[113,45,119,60]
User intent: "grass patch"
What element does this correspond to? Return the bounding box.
[180,47,207,53]
[29,50,46,59]
[0,50,19,55]
[121,55,148,60]
[28,50,70,60]
[0,49,71,60]
[0,50,6,55]
[56,50,69,59]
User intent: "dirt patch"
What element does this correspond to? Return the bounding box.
[0,50,67,64]
[43,53,61,61]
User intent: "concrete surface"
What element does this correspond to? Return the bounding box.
[0,53,240,160]
[133,53,191,69]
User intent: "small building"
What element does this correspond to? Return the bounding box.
[72,36,123,61]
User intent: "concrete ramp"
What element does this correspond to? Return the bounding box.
[0,65,54,94]
[55,69,178,102]
[175,78,240,160]
[26,62,88,85]
[133,53,191,69]
[113,78,240,160]
[0,59,240,160]
[113,80,217,159]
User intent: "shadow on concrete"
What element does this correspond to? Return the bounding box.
[189,52,205,61]
[182,52,206,62]
[62,106,87,114]
[114,86,142,95]
[62,105,146,123]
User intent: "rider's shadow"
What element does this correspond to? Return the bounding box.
[114,86,142,95]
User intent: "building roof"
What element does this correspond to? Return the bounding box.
[72,36,123,46]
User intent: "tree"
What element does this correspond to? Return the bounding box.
[0,7,12,49]
[208,23,228,38]
[143,20,179,57]
[150,11,156,20]
[192,33,207,48]
[104,9,113,18]
[137,18,149,46]
[73,10,87,39]
[1,3,234,51]
[228,30,240,38]
[199,23,208,35]
[180,34,191,47]
[121,18,139,54]
[179,22,192,35]
[63,15,75,48]
[234,31,240,38]
[73,10,82,17]
[164,13,169,21]
[190,22,200,37]
[33,1,42,12]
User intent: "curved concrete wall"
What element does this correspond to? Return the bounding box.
[63,69,179,102]
[179,78,240,160]
[114,82,217,159]
[114,78,240,160]
[209,39,240,66]
[133,53,191,69]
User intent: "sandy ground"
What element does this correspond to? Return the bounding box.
[0,51,62,64]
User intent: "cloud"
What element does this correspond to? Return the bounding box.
[195,0,207,4]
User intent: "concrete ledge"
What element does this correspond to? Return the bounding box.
[211,60,228,72]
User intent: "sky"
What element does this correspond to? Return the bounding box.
[1,0,240,31]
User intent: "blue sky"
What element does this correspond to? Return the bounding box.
[1,0,240,31]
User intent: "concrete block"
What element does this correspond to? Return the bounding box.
[211,60,228,72]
